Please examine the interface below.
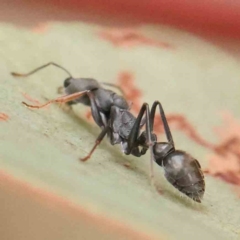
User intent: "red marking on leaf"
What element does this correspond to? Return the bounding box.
[85,110,93,121]
[123,162,132,169]
[156,187,164,195]
[115,71,212,150]
[206,153,240,184]
[205,112,240,192]
[117,71,143,113]
[234,186,240,198]
[0,113,9,122]
[153,114,215,149]
[99,28,174,49]
[22,92,40,105]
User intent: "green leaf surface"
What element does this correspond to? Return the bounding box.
[0,22,240,239]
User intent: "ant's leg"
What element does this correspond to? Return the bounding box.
[87,91,105,128]
[127,103,155,183]
[11,62,72,78]
[22,90,90,109]
[127,103,150,152]
[23,90,105,128]
[80,126,109,161]
[150,101,175,147]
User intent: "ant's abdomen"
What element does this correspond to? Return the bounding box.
[163,150,205,202]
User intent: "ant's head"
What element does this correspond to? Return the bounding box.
[153,142,174,165]
[63,77,72,88]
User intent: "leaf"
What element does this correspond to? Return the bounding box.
[0,22,240,239]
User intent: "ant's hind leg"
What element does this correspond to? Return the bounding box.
[22,90,90,109]
[150,101,174,147]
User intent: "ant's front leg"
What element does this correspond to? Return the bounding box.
[22,88,107,161]
[78,91,111,161]
[22,89,105,129]
[22,91,91,109]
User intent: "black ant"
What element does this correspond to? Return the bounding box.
[11,62,205,203]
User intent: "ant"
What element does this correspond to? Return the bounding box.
[11,62,205,203]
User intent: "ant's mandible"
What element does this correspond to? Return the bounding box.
[11,62,205,203]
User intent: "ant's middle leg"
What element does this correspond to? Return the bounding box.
[80,126,109,162]
[79,91,111,161]
[126,103,155,183]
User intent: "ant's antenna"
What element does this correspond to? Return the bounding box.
[11,62,72,78]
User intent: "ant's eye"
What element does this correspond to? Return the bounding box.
[64,78,72,88]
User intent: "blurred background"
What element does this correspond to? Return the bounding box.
[0,1,240,240]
